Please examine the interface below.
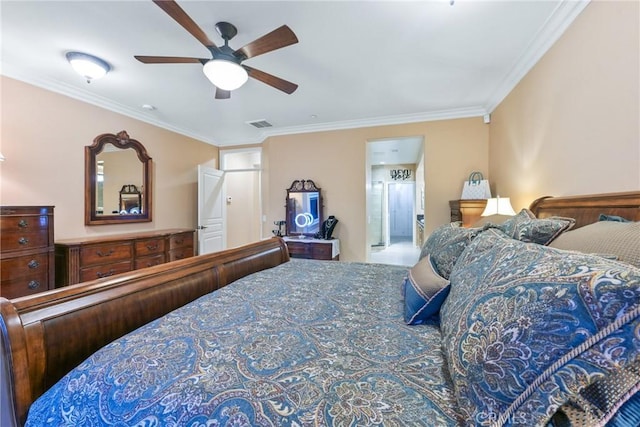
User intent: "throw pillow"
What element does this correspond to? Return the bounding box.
[440,229,640,426]
[599,213,631,222]
[500,209,575,245]
[402,255,450,325]
[550,220,640,267]
[419,222,481,279]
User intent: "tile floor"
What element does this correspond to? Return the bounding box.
[370,239,420,267]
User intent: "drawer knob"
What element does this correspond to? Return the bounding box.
[96,269,115,278]
[18,220,28,228]
[175,239,184,244]
[96,249,114,257]
[28,280,40,290]
[146,244,159,251]
[18,237,29,245]
[28,259,40,269]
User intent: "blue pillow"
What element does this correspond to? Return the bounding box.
[599,213,631,222]
[402,255,450,324]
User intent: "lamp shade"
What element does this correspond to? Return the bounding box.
[203,59,248,91]
[66,52,111,81]
[481,197,517,216]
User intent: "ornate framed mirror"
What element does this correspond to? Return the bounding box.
[285,179,323,236]
[85,131,152,225]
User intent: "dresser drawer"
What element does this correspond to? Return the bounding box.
[80,243,133,267]
[135,254,166,269]
[1,253,50,299]
[169,232,193,250]
[1,271,50,299]
[1,253,50,280]
[0,214,50,235]
[312,244,333,260]
[1,227,50,252]
[169,247,193,262]
[135,238,165,257]
[285,241,310,257]
[80,261,133,282]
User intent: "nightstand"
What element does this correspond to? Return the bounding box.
[449,199,488,228]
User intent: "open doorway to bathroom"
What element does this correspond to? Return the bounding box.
[367,137,424,266]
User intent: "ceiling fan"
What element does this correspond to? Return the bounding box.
[135,0,299,99]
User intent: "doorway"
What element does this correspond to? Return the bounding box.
[366,137,424,266]
[219,148,263,249]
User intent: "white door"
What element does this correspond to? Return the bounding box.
[198,166,225,255]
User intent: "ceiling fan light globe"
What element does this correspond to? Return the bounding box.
[203,59,248,91]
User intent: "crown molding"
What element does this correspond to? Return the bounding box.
[483,0,590,113]
[0,63,218,145]
[215,106,489,146]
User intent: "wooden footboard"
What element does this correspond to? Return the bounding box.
[0,237,289,427]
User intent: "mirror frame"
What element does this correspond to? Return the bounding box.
[85,130,152,225]
[285,179,323,236]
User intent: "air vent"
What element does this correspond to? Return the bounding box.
[246,119,273,129]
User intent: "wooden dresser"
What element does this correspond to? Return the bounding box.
[0,206,55,299]
[55,228,195,286]
[283,237,340,261]
[449,199,488,228]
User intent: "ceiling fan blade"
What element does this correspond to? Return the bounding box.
[244,65,298,94]
[152,0,218,50]
[235,25,298,59]
[215,88,231,99]
[135,55,207,64]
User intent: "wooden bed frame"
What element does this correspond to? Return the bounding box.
[1,191,638,426]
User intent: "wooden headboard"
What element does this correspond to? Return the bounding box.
[529,191,640,228]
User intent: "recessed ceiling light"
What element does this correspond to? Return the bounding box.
[141,104,156,111]
[310,114,318,119]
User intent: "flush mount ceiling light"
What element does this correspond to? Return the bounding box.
[66,52,111,83]
[202,59,248,91]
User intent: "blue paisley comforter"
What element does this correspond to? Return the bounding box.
[26,259,462,426]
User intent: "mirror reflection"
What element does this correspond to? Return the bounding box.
[289,192,320,235]
[96,146,144,215]
[285,179,323,236]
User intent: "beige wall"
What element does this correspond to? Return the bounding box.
[489,0,640,210]
[262,118,489,261]
[0,76,218,240]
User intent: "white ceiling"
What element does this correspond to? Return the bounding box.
[1,1,588,148]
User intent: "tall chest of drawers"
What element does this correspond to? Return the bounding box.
[55,228,195,286]
[0,206,55,299]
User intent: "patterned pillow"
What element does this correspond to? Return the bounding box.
[550,220,640,268]
[402,255,450,325]
[500,209,575,245]
[419,222,481,279]
[440,229,640,426]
